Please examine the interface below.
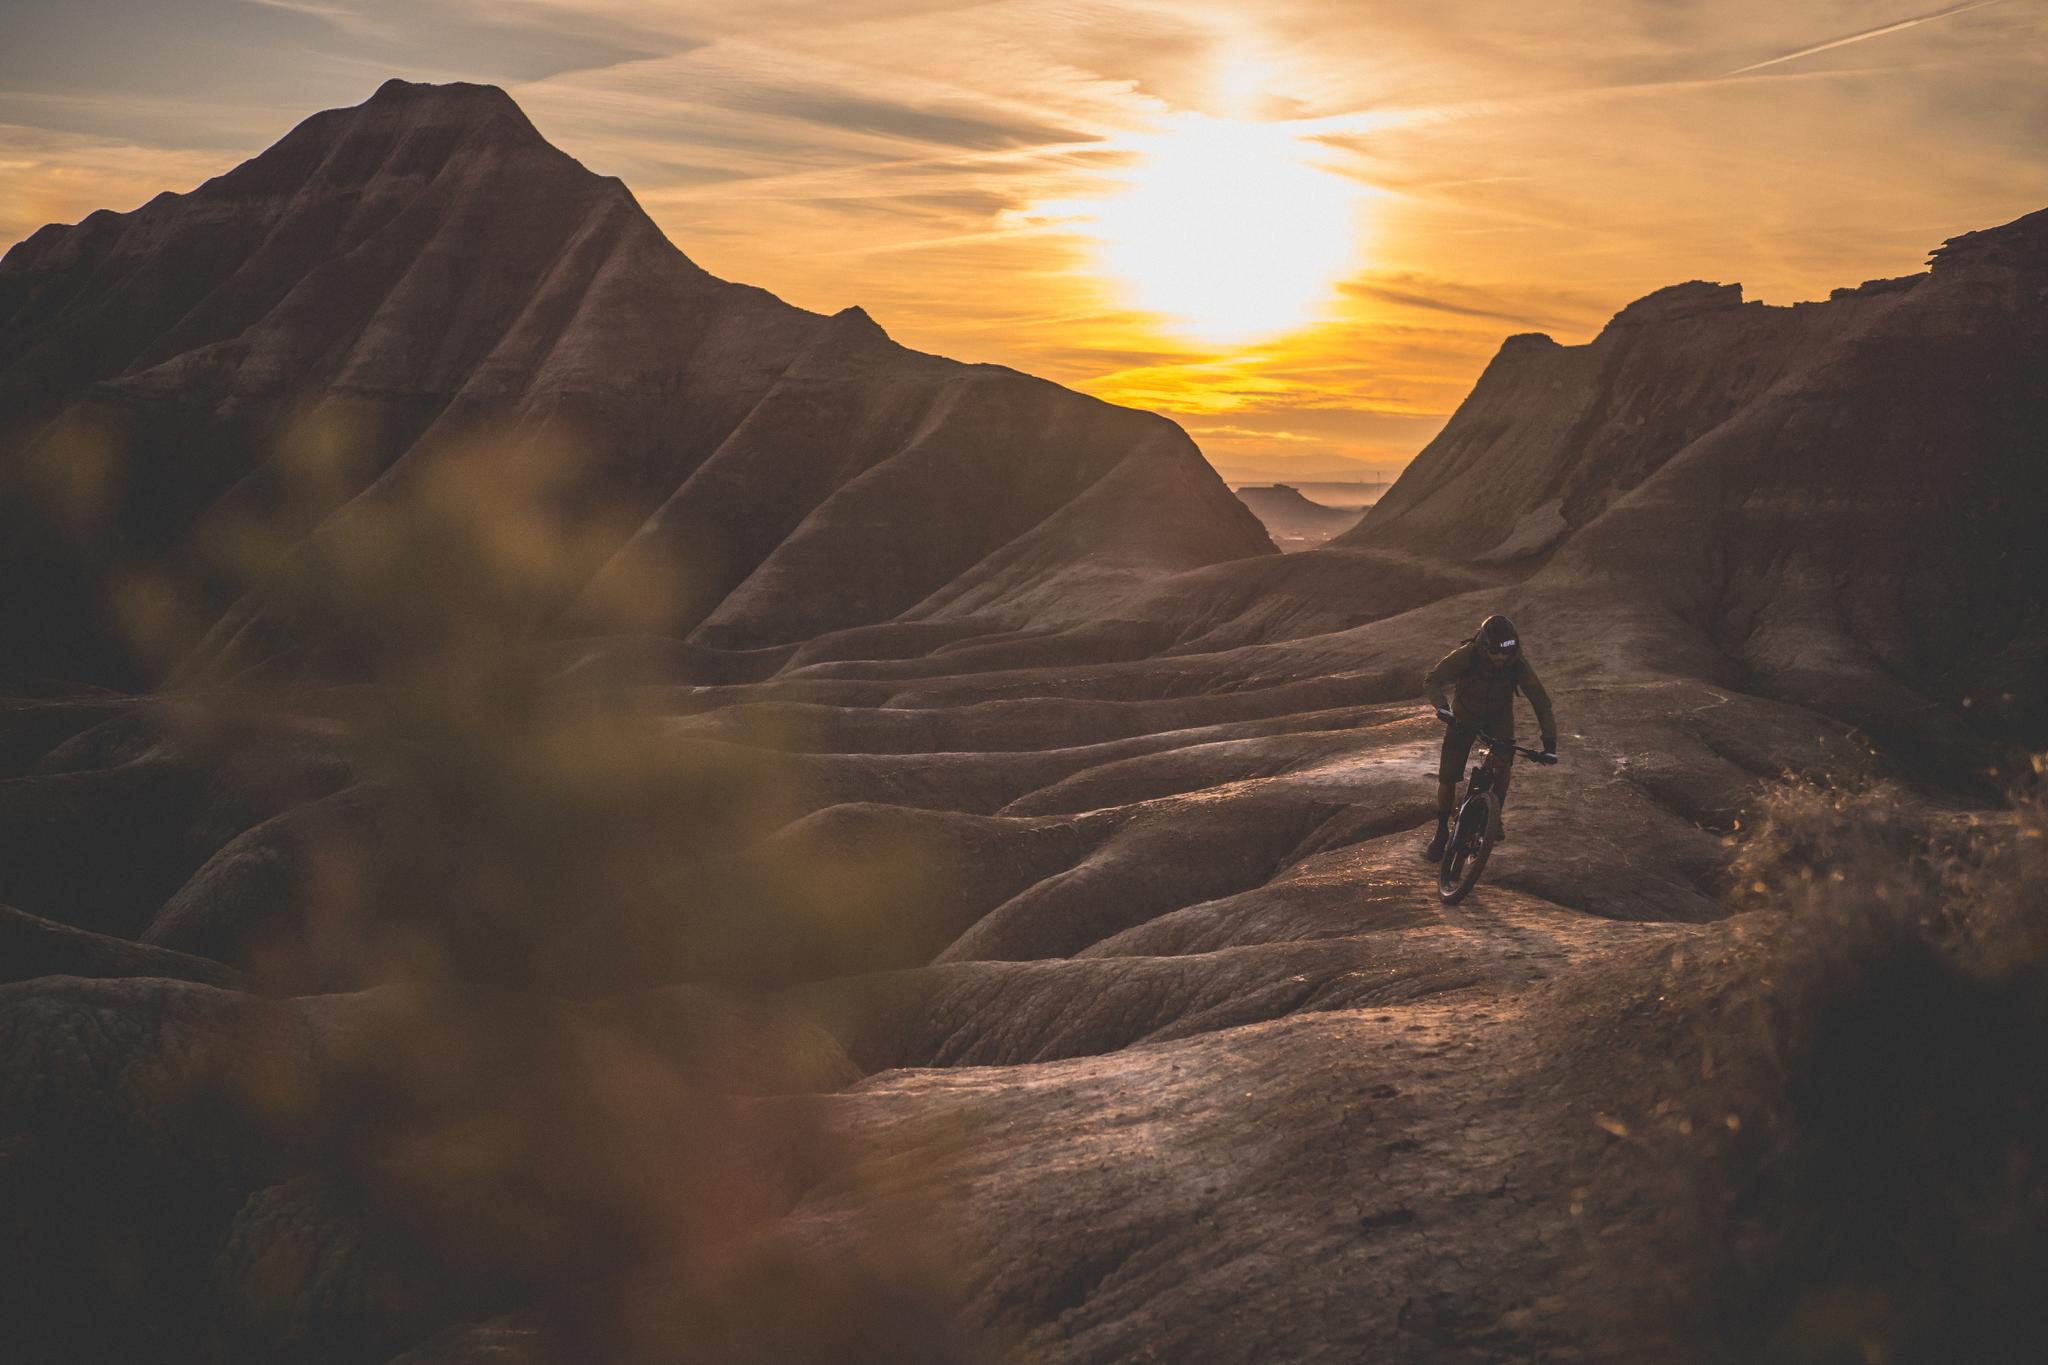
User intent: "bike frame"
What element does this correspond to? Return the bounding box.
[1435,718,1555,905]
[1457,728,1550,804]
[1464,746,1509,803]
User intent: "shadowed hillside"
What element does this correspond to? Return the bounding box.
[1338,218,2048,759]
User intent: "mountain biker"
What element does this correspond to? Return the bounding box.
[1422,614,1558,861]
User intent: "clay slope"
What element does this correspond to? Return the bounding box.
[0,79,1271,685]
[1339,212,2048,750]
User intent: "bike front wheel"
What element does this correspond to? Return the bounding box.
[1437,793,1498,905]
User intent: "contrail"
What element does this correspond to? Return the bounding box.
[1726,0,2011,76]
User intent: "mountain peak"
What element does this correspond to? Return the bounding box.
[1497,331,1560,356]
[347,77,542,142]
[368,77,528,116]
[830,305,891,342]
[186,77,567,212]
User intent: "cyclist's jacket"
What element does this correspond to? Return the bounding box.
[1425,641,1557,749]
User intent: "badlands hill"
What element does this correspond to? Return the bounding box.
[3,83,2047,1365]
[1341,225,2048,758]
[0,79,1271,686]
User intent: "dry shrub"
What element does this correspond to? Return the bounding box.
[1678,761,2048,1363]
[19,422,972,1363]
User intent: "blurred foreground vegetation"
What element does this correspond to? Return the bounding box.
[5,422,969,1363]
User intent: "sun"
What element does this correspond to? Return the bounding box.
[1072,114,1364,346]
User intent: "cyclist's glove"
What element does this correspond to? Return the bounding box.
[1434,707,1456,726]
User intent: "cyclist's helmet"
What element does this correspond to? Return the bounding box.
[1477,614,1519,656]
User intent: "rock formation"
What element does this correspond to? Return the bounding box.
[0,79,1271,686]
[1340,216,2048,752]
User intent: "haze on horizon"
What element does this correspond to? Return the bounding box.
[5,0,2045,479]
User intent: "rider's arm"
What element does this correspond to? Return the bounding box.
[1423,644,1472,713]
[1518,656,1558,750]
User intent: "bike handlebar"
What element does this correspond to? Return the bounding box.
[1433,711,1558,764]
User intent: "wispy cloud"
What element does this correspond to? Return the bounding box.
[1187,424,1322,443]
[242,0,402,43]
[1724,0,2011,76]
[1341,277,1586,331]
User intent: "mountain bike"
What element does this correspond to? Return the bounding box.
[1436,719,1558,905]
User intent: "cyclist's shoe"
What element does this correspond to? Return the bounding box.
[1424,831,1447,861]
[1494,819,1508,844]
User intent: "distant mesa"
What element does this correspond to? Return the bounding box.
[1232,483,1367,551]
[0,79,1273,686]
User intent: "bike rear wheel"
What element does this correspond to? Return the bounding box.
[1437,793,1497,905]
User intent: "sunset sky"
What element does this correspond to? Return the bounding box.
[6,1,2047,479]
